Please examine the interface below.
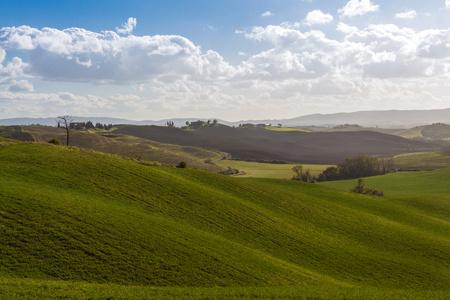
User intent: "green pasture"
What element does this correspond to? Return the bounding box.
[22,125,223,171]
[215,160,331,179]
[263,126,312,132]
[0,139,448,299]
[1,276,448,300]
[394,150,450,170]
[318,167,450,198]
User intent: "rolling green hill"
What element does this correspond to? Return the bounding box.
[394,150,450,171]
[0,125,35,142]
[0,139,449,299]
[319,167,450,199]
[21,125,223,171]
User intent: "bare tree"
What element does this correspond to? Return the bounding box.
[56,115,74,146]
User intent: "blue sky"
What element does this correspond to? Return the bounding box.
[1,0,450,121]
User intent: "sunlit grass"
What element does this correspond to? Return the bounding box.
[264,126,313,132]
[215,160,331,179]
[394,151,450,170]
[0,140,449,299]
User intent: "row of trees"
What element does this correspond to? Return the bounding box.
[55,115,114,146]
[185,119,218,129]
[292,155,395,183]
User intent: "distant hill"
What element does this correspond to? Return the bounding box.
[245,108,450,128]
[2,108,449,128]
[1,140,448,297]
[114,125,440,164]
[0,116,232,127]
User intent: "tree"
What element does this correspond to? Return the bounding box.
[316,166,339,182]
[85,121,94,129]
[291,164,315,183]
[351,178,384,196]
[56,115,73,146]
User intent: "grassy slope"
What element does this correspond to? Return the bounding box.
[263,126,313,132]
[394,151,450,170]
[22,125,223,171]
[215,160,331,179]
[0,126,35,141]
[319,168,450,198]
[0,140,449,298]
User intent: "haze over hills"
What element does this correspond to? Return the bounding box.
[1,108,449,128]
[242,108,450,128]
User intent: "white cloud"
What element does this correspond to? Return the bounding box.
[8,80,34,92]
[303,10,333,26]
[205,25,217,32]
[0,23,235,84]
[241,22,450,86]
[447,0,450,9]
[336,22,359,34]
[116,17,137,35]
[338,0,379,18]
[2,17,450,120]
[262,11,274,17]
[395,10,417,19]
[0,47,29,90]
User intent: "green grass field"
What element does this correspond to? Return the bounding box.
[22,125,224,171]
[0,125,35,141]
[1,276,447,299]
[394,150,450,170]
[319,167,450,198]
[263,126,313,132]
[216,160,331,179]
[0,139,449,299]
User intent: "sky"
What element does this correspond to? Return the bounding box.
[1,0,450,121]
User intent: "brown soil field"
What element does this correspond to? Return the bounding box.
[114,125,441,164]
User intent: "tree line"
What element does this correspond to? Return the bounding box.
[292,155,395,183]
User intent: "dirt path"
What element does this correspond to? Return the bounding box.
[213,151,231,162]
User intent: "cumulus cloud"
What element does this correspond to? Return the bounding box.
[0,23,235,84]
[261,11,274,17]
[0,47,29,90]
[2,17,450,119]
[239,21,450,98]
[395,10,417,19]
[447,0,450,9]
[303,10,333,26]
[116,17,137,35]
[338,0,379,18]
[8,80,34,92]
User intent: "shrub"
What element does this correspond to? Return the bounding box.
[218,167,241,175]
[47,138,61,145]
[204,159,215,164]
[291,164,315,183]
[351,179,384,196]
[177,161,187,168]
